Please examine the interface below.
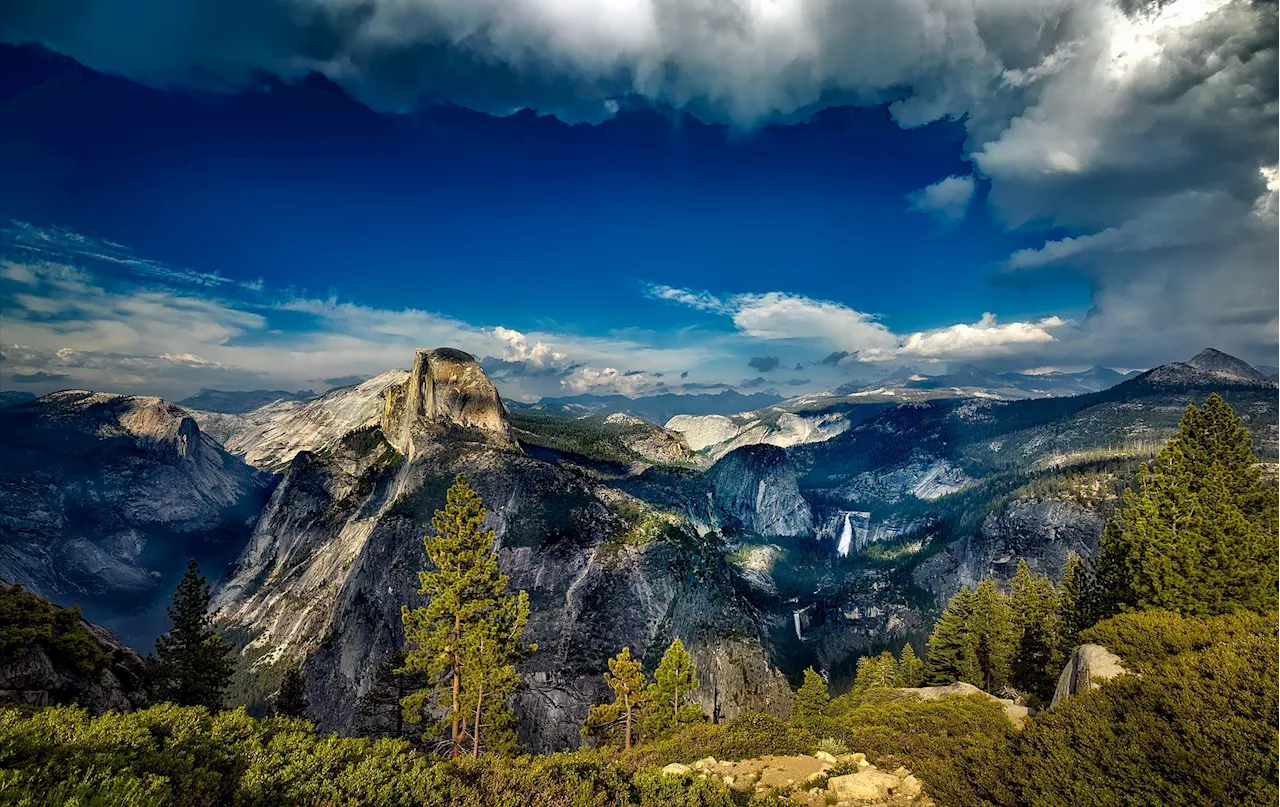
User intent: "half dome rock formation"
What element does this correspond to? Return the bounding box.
[1051,643,1126,707]
[0,391,270,648]
[212,347,791,751]
[380,348,515,455]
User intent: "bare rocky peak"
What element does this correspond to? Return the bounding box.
[1185,348,1270,382]
[380,347,515,455]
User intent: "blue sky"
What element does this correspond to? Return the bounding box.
[0,0,1276,401]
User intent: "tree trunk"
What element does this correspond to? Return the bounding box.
[472,685,484,759]
[623,701,632,751]
[451,614,461,758]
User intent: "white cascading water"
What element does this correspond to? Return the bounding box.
[836,512,854,557]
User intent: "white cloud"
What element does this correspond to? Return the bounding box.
[897,313,1069,362]
[906,175,976,224]
[492,325,567,368]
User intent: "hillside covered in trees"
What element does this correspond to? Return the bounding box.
[1,395,1275,806]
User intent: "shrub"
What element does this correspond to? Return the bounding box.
[1079,609,1276,670]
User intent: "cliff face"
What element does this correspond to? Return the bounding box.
[214,348,792,751]
[0,392,270,648]
[707,445,814,537]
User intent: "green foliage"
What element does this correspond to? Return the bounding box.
[853,651,901,691]
[926,586,981,687]
[273,662,309,719]
[147,559,234,710]
[358,648,431,741]
[1079,609,1276,671]
[583,647,652,749]
[623,711,816,769]
[0,704,740,807]
[401,474,534,757]
[898,644,924,688]
[0,583,107,676]
[1095,395,1278,618]
[1056,553,1101,659]
[791,667,831,736]
[1008,561,1061,702]
[642,638,705,739]
[815,737,849,756]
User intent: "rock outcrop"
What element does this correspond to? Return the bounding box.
[0,586,147,713]
[0,391,270,648]
[379,348,514,455]
[1051,643,1126,707]
[707,445,814,537]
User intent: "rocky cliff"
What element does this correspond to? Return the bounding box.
[0,392,270,648]
[213,348,792,751]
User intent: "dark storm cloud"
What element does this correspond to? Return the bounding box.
[748,356,780,372]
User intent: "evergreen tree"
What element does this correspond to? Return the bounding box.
[853,651,901,691]
[1095,396,1277,617]
[401,474,535,757]
[792,667,831,732]
[582,647,651,749]
[926,586,979,685]
[898,643,924,687]
[1057,553,1101,655]
[642,638,704,738]
[147,559,234,709]
[970,578,1017,693]
[274,662,309,719]
[358,648,431,740]
[1008,561,1060,700]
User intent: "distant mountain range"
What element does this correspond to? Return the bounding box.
[176,388,316,414]
[510,389,785,423]
[836,363,1142,399]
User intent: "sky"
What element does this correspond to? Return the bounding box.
[0,0,1276,402]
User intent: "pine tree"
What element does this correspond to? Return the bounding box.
[1009,561,1060,700]
[147,559,233,709]
[898,643,924,687]
[401,474,535,757]
[274,662,309,718]
[1057,553,1101,652]
[970,578,1017,693]
[358,648,430,740]
[926,586,978,685]
[582,647,651,749]
[642,638,704,738]
[853,651,900,691]
[1095,396,1277,617]
[792,667,831,732]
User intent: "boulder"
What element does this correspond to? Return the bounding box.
[814,750,838,763]
[828,769,902,801]
[1051,644,1126,707]
[662,763,693,776]
[898,774,924,798]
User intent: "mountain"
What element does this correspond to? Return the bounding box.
[0,392,271,649]
[1135,348,1273,387]
[176,388,316,414]
[515,389,785,423]
[211,349,792,750]
[1257,365,1280,382]
[836,363,1139,401]
[0,391,36,408]
[182,370,409,472]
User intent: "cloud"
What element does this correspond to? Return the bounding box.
[818,351,851,366]
[738,376,769,389]
[906,175,976,224]
[747,356,780,372]
[785,377,810,386]
[0,223,719,400]
[897,313,1070,362]
[10,371,71,383]
[323,375,370,387]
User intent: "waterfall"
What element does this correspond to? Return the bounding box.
[836,512,854,557]
[793,610,803,640]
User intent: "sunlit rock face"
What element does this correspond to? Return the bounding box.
[212,348,792,751]
[380,348,515,456]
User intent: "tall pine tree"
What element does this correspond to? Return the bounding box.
[970,578,1017,693]
[1095,396,1277,617]
[147,559,233,709]
[926,586,979,685]
[401,474,534,757]
[643,638,704,738]
[274,662,309,718]
[792,667,831,733]
[1008,561,1060,701]
[1057,553,1101,656]
[898,643,924,687]
[582,647,651,749]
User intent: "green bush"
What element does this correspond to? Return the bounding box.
[1080,609,1276,670]
[621,712,816,769]
[0,584,107,676]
